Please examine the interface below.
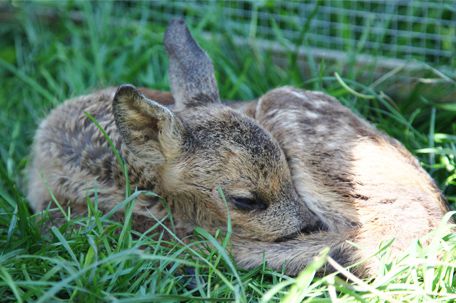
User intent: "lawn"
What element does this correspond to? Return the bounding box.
[0,2,455,302]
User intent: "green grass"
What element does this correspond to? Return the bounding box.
[1,2,455,302]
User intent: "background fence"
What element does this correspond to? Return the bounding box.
[147,1,456,76]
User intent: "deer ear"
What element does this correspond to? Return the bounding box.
[113,84,182,159]
[164,18,220,110]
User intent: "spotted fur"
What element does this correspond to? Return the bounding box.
[230,87,450,275]
[27,19,450,277]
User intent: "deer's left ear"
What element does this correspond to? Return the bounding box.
[113,84,183,160]
[164,18,221,110]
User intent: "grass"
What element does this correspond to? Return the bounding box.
[0,2,455,302]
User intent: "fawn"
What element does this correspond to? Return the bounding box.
[27,19,450,276]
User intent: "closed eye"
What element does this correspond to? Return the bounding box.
[231,197,267,211]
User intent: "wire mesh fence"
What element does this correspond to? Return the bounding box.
[147,1,456,73]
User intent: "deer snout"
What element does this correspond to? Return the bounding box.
[269,192,327,242]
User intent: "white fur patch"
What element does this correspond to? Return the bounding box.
[284,87,328,109]
[305,111,320,119]
[315,124,328,133]
[289,89,309,100]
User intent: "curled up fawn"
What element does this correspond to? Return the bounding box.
[27,19,451,277]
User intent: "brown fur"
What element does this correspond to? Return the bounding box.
[230,87,450,275]
[27,19,450,277]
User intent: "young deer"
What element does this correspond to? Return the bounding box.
[27,19,450,276]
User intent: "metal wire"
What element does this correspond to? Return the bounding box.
[147,0,456,69]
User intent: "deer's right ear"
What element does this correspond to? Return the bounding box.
[113,84,182,159]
